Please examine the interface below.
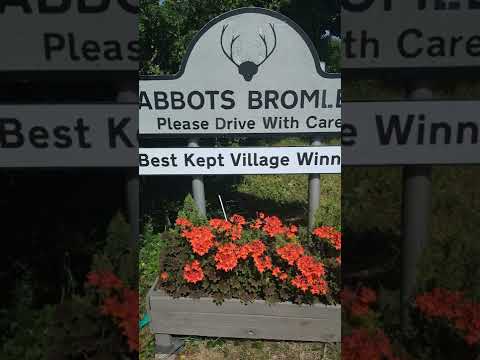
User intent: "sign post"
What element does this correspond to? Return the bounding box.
[308,136,323,231]
[188,138,207,216]
[401,83,433,328]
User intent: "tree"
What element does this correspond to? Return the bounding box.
[139,0,340,75]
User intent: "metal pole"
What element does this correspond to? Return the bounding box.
[116,81,138,243]
[188,138,207,216]
[308,136,323,231]
[401,83,433,329]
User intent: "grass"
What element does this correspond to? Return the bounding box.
[139,137,341,360]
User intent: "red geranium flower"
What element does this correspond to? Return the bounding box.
[87,271,123,290]
[160,272,169,281]
[272,266,288,281]
[209,218,232,232]
[291,274,310,292]
[230,214,246,225]
[247,239,266,257]
[263,216,286,237]
[183,260,204,283]
[296,255,325,281]
[276,243,305,265]
[182,226,215,256]
[313,226,342,250]
[215,242,239,271]
[237,244,250,260]
[286,225,298,239]
[253,255,272,273]
[176,217,192,228]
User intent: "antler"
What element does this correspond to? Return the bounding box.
[221,24,240,67]
[257,23,277,67]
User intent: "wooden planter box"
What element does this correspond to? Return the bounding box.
[147,278,341,353]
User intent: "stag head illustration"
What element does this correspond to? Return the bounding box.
[221,23,277,81]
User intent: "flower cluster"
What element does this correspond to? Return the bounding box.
[251,213,298,238]
[342,287,399,360]
[181,226,215,256]
[209,214,246,241]
[342,286,377,318]
[416,288,480,345]
[87,270,124,290]
[343,328,399,360]
[312,226,341,265]
[165,213,340,303]
[313,226,342,251]
[86,271,138,352]
[276,243,304,265]
[183,260,205,283]
[215,242,239,271]
[275,244,328,295]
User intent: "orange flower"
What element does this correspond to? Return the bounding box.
[276,243,304,265]
[250,218,263,229]
[237,244,250,260]
[272,266,288,281]
[253,255,272,273]
[176,217,192,228]
[183,260,204,283]
[291,275,309,292]
[160,272,169,281]
[182,226,215,256]
[343,329,399,360]
[310,278,328,295]
[247,239,266,257]
[272,266,282,277]
[296,255,325,281]
[313,226,342,250]
[215,243,239,271]
[263,216,286,237]
[87,271,123,290]
[230,214,246,225]
[209,218,232,232]
[286,225,298,239]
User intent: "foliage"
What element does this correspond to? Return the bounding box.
[1,213,138,360]
[140,0,340,75]
[177,194,208,225]
[408,288,480,359]
[341,287,403,360]
[91,213,138,288]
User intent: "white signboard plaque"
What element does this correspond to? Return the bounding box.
[342,1,480,69]
[139,8,341,136]
[343,101,480,165]
[0,104,137,167]
[139,146,341,175]
[0,1,138,71]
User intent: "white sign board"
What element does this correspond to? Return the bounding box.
[343,101,480,165]
[139,146,341,175]
[139,8,341,136]
[0,1,138,71]
[0,104,137,167]
[342,1,480,69]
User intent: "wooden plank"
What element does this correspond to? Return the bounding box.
[147,279,340,342]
